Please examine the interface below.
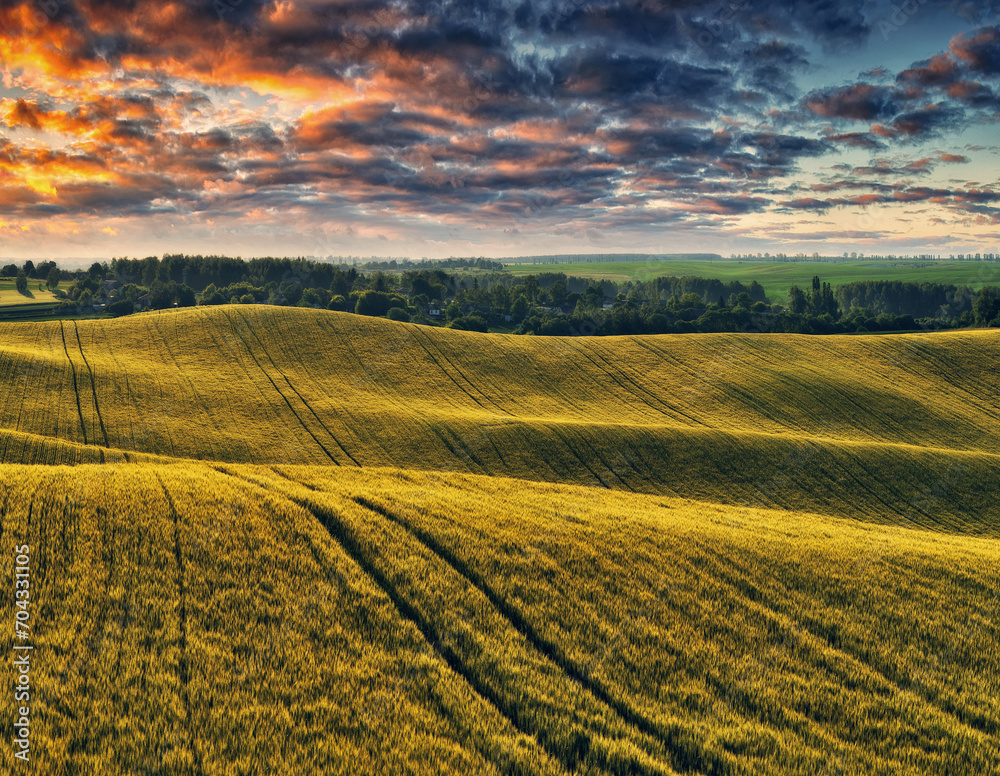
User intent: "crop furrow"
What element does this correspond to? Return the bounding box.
[58,321,88,445]
[237,309,361,465]
[222,311,342,465]
[270,489,567,775]
[404,327,498,414]
[546,422,613,488]
[906,341,1000,425]
[72,322,110,448]
[590,342,708,427]
[412,327,515,417]
[573,342,701,427]
[351,494,746,776]
[156,475,206,776]
[314,316,442,465]
[688,536,995,740]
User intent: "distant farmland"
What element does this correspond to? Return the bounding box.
[504,259,1000,304]
[0,278,59,305]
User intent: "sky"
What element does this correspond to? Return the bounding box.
[1,0,1000,261]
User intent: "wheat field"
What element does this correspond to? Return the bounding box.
[0,307,996,530]
[0,306,998,774]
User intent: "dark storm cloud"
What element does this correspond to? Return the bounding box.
[804,84,899,121]
[874,102,966,140]
[950,25,1000,74]
[823,131,888,149]
[1,0,997,238]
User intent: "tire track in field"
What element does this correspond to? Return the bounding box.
[58,321,89,445]
[190,311,269,463]
[142,322,178,460]
[687,536,996,740]
[221,311,342,466]
[590,341,704,423]
[313,316,435,465]
[552,424,636,493]
[905,341,1000,427]
[827,448,933,526]
[410,327,515,417]
[572,341,705,428]
[148,316,225,462]
[637,338,815,435]
[215,467,569,776]
[352,494,732,776]
[404,327,498,415]
[632,339,769,423]
[156,475,206,776]
[238,309,360,466]
[315,315,501,473]
[72,322,110,448]
[540,423,613,490]
[320,316,503,474]
[269,310,388,463]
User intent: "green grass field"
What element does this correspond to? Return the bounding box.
[504,260,1000,303]
[0,307,998,773]
[0,278,60,307]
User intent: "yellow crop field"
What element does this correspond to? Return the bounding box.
[0,306,998,774]
[0,463,997,774]
[0,306,996,530]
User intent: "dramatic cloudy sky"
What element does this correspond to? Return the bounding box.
[2,0,1000,259]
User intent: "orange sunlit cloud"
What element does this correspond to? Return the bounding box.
[1,1,999,259]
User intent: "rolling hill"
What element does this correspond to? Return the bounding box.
[1,306,998,774]
[0,306,997,531]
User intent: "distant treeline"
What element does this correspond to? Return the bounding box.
[36,254,1000,335]
[517,278,1000,336]
[502,253,723,264]
[836,280,978,319]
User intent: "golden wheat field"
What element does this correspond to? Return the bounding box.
[0,307,997,530]
[1,306,998,774]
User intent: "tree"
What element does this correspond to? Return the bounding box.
[176,284,197,308]
[549,278,568,306]
[386,307,411,322]
[46,266,60,289]
[148,281,175,310]
[973,287,1000,326]
[788,286,808,315]
[522,275,539,302]
[445,301,461,321]
[730,291,753,310]
[88,261,104,280]
[105,298,134,317]
[15,269,28,295]
[355,290,392,317]
[583,284,604,309]
[200,283,225,305]
[1,264,17,278]
[448,314,488,332]
[23,260,35,278]
[511,294,531,322]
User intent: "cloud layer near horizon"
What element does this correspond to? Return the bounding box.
[1,0,999,257]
